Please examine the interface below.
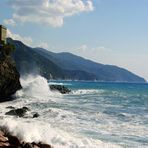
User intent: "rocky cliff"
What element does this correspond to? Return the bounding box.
[0,44,22,101]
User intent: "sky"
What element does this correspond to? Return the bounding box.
[0,0,148,81]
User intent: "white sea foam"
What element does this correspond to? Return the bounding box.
[48,82,72,86]
[72,89,104,95]
[0,118,121,148]
[15,75,62,102]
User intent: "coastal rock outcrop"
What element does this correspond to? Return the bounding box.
[0,130,52,148]
[33,112,40,118]
[0,45,22,101]
[49,85,71,94]
[5,107,29,117]
[5,106,40,118]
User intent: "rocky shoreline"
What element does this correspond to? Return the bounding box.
[0,106,52,148]
[0,129,52,148]
[0,43,71,147]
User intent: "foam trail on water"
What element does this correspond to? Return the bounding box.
[72,89,104,95]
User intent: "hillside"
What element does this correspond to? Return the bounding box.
[8,38,96,80]
[8,38,146,82]
[33,47,146,82]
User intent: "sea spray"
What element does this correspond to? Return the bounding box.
[15,75,62,102]
[0,117,122,148]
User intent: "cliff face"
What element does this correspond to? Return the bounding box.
[0,49,22,101]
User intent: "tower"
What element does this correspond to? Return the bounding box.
[0,25,7,45]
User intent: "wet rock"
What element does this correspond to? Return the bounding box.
[22,106,30,111]
[33,113,40,118]
[0,129,52,148]
[21,142,51,148]
[50,85,71,94]
[5,110,17,116]
[5,107,30,117]
[31,142,40,148]
[37,142,52,148]
[23,142,34,148]
[6,106,15,109]
[8,135,21,145]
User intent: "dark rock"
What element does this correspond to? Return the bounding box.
[33,113,40,118]
[5,107,30,117]
[0,46,22,101]
[0,130,52,148]
[5,110,17,116]
[49,85,71,94]
[8,135,21,146]
[6,106,15,109]
[14,108,28,117]
[22,142,34,148]
[37,142,52,148]
[22,142,51,148]
[22,107,30,111]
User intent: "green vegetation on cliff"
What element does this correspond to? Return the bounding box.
[0,43,21,101]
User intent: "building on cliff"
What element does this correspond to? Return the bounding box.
[0,25,7,45]
[0,25,7,58]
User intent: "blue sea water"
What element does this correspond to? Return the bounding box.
[49,80,148,147]
[0,75,148,148]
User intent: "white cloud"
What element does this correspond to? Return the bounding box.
[6,0,94,27]
[37,42,49,49]
[73,44,112,55]
[4,19,16,26]
[7,29,50,50]
[7,29,33,46]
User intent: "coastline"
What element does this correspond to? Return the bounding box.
[0,129,52,148]
[0,78,148,147]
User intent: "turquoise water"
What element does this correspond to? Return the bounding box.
[0,76,148,148]
[49,80,148,147]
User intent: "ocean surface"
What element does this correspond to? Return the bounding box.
[0,75,148,148]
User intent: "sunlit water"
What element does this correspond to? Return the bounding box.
[0,75,148,148]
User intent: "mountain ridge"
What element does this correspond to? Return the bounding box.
[7,38,146,83]
[34,47,146,82]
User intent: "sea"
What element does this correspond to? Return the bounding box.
[0,75,148,148]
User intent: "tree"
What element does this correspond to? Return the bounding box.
[0,43,15,57]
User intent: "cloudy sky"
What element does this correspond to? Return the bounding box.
[0,0,148,81]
